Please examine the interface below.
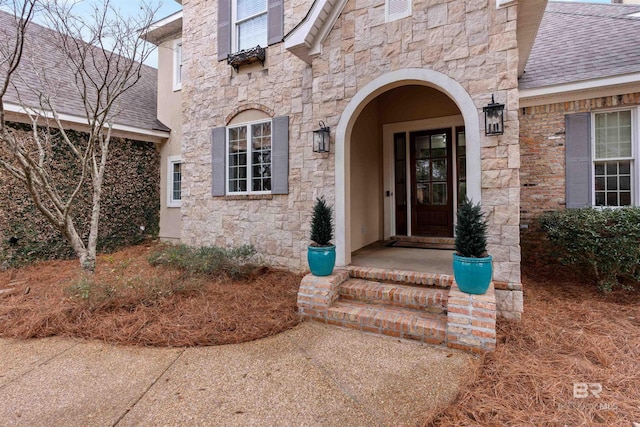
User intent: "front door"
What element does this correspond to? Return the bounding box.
[409,129,453,237]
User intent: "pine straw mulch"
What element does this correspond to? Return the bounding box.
[0,243,303,346]
[425,265,640,426]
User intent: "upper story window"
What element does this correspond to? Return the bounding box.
[386,0,412,22]
[234,0,268,52]
[593,110,633,206]
[173,39,182,91]
[168,156,182,207]
[217,0,283,61]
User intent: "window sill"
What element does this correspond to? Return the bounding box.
[218,194,273,201]
[167,202,182,208]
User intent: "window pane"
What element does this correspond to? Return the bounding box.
[620,192,631,206]
[431,159,447,181]
[250,121,272,192]
[595,111,632,160]
[595,176,605,191]
[229,126,248,193]
[417,183,429,205]
[238,14,267,50]
[172,162,181,201]
[432,183,447,205]
[431,133,447,158]
[620,176,631,191]
[595,192,605,206]
[237,0,266,20]
[607,192,617,206]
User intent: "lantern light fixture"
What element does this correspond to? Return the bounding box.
[483,94,505,136]
[313,121,331,153]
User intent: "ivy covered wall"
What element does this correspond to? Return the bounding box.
[0,123,160,267]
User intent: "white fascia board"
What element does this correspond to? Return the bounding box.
[519,73,640,107]
[309,0,348,57]
[285,0,348,63]
[5,102,170,140]
[142,11,183,44]
[284,0,326,64]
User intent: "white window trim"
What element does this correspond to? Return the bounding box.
[226,118,272,195]
[231,0,268,53]
[167,155,182,208]
[173,39,182,91]
[385,0,412,23]
[590,107,638,207]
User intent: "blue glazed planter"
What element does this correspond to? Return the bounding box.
[452,254,493,295]
[308,245,336,276]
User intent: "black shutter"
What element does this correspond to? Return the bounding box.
[211,127,226,196]
[217,0,232,60]
[267,0,284,45]
[271,116,289,194]
[565,113,592,208]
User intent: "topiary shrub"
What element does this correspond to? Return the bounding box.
[455,198,488,258]
[539,207,640,292]
[310,196,333,247]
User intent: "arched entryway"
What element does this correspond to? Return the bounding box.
[335,69,481,266]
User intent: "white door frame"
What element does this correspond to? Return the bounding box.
[382,115,465,239]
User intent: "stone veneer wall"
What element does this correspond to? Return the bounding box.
[180,0,522,313]
[519,93,640,267]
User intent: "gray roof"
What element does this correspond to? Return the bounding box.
[520,1,640,90]
[0,10,169,134]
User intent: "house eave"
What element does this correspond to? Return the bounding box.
[284,0,348,64]
[519,73,640,107]
[516,0,547,78]
[141,10,183,45]
[4,102,171,143]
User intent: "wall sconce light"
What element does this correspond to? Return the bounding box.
[313,121,331,153]
[483,94,505,136]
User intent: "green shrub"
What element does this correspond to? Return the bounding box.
[310,196,333,247]
[148,244,262,279]
[455,198,488,258]
[539,207,640,291]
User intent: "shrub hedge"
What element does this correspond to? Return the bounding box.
[0,122,160,267]
[539,207,640,291]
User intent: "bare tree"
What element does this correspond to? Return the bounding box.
[0,0,157,272]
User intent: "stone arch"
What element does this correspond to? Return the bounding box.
[225,103,275,125]
[335,68,482,266]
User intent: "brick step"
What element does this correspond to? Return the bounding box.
[326,300,446,345]
[345,266,454,288]
[339,279,447,314]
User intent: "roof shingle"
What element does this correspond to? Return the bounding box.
[520,1,640,89]
[0,10,167,133]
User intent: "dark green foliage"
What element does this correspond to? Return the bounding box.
[0,123,160,267]
[539,207,640,292]
[455,197,488,258]
[310,196,333,247]
[147,244,262,279]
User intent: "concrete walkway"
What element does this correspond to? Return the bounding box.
[0,322,475,426]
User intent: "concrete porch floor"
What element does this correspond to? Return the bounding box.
[350,241,454,275]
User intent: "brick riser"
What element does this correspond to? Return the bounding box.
[339,279,447,314]
[346,265,454,288]
[326,301,446,345]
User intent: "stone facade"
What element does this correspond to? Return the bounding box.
[180,0,522,315]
